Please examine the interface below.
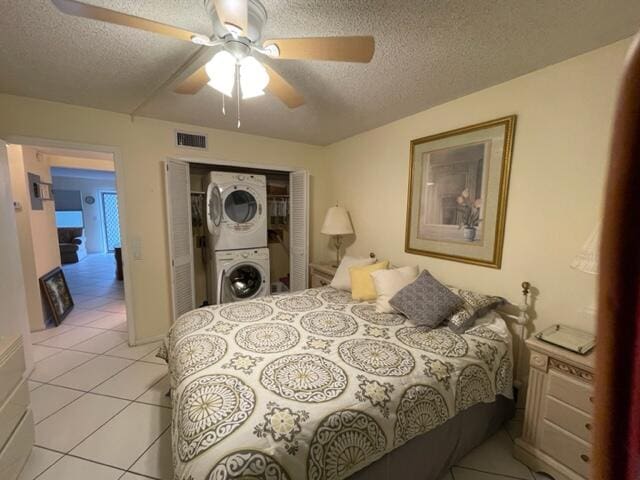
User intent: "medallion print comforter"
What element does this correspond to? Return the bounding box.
[159,286,514,480]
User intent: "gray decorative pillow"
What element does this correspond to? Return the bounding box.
[446,287,505,333]
[389,271,464,327]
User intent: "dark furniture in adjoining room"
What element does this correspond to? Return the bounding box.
[58,227,87,264]
[114,246,123,281]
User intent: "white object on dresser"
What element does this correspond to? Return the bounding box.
[0,335,34,480]
[514,336,595,480]
[309,263,337,288]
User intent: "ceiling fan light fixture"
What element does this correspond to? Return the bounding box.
[191,34,213,46]
[205,50,236,97]
[263,43,280,58]
[224,22,243,37]
[239,56,269,99]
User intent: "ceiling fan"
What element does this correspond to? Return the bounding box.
[51,0,375,115]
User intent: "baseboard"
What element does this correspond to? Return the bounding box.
[132,334,166,346]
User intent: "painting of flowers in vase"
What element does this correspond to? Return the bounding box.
[405,116,516,268]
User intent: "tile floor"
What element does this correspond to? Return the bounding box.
[20,254,547,480]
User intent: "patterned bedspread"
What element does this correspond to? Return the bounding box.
[159,287,513,480]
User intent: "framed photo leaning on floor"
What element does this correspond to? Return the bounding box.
[40,267,74,325]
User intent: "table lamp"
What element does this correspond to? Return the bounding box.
[321,206,354,267]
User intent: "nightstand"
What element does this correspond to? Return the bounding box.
[514,336,595,480]
[309,263,337,288]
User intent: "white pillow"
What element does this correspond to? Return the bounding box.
[330,256,376,291]
[371,266,419,313]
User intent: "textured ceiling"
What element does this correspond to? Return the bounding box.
[1,1,639,145]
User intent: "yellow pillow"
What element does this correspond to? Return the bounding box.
[349,261,390,301]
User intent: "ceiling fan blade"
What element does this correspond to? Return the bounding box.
[263,36,375,63]
[213,0,248,35]
[174,66,210,95]
[51,0,205,42]
[263,64,304,109]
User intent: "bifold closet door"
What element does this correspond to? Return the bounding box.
[165,159,195,319]
[289,170,309,291]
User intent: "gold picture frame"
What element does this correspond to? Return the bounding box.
[405,115,517,268]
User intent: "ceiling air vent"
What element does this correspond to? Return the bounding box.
[175,130,208,150]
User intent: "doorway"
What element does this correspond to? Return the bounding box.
[5,141,132,349]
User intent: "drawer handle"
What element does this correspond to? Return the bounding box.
[589,396,594,403]
[585,423,593,431]
[580,454,590,463]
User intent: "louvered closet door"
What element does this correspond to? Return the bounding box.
[289,170,309,291]
[165,160,195,319]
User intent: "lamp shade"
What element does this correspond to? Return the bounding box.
[240,56,269,99]
[571,223,601,275]
[205,50,236,97]
[321,206,354,236]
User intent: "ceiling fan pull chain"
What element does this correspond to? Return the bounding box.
[222,93,226,115]
[236,63,241,128]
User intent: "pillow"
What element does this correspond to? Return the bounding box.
[446,287,505,333]
[350,261,390,301]
[389,270,464,327]
[330,255,376,291]
[371,266,419,313]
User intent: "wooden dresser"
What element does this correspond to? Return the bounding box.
[514,337,595,480]
[309,263,337,288]
[0,335,33,480]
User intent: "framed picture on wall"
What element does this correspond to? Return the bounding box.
[40,267,74,325]
[405,115,517,268]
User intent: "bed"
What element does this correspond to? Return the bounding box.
[159,284,530,480]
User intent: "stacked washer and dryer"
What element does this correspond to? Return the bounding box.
[206,172,270,304]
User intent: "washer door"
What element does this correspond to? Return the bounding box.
[226,263,264,300]
[206,182,222,236]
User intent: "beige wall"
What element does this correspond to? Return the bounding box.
[22,147,62,279]
[0,95,327,341]
[48,154,115,171]
[322,39,631,334]
[7,145,61,331]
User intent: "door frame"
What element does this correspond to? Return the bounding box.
[6,135,136,345]
[169,155,304,173]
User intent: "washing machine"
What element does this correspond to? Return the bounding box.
[211,248,270,304]
[207,172,267,251]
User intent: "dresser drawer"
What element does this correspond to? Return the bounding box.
[0,380,29,450]
[541,420,591,478]
[548,369,593,414]
[545,395,592,443]
[0,342,25,407]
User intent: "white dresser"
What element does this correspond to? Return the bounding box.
[309,263,337,288]
[514,337,595,480]
[0,335,34,480]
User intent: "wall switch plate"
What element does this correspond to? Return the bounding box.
[132,237,142,260]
